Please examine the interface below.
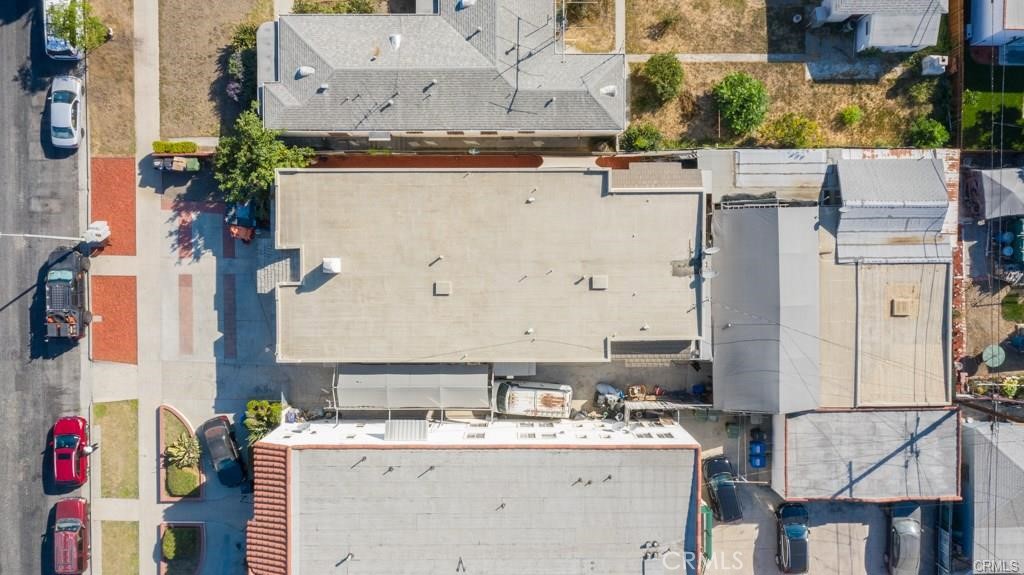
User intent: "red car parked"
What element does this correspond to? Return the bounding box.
[52,416,89,485]
[53,497,90,574]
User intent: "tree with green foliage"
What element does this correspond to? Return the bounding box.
[759,113,822,148]
[641,53,684,105]
[47,0,108,53]
[712,72,769,136]
[243,400,283,447]
[621,122,662,152]
[164,433,200,469]
[214,103,313,220]
[907,116,949,148]
[837,105,863,128]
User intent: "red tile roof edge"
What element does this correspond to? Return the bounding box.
[247,443,290,575]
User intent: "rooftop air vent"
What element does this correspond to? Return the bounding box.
[590,275,608,290]
[891,298,912,317]
[599,85,618,97]
[322,257,342,274]
[388,33,402,51]
[295,66,315,79]
[434,281,452,296]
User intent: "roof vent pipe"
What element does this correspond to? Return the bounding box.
[388,33,402,51]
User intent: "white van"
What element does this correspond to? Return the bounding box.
[494,381,572,419]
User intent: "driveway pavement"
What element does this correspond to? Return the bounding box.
[705,485,890,575]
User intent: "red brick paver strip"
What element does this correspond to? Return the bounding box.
[179,275,193,356]
[221,221,236,259]
[222,274,236,359]
[178,213,194,260]
[91,275,138,364]
[90,158,137,256]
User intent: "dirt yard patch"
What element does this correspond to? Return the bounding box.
[91,276,138,364]
[626,0,809,55]
[966,281,1024,376]
[90,158,136,256]
[159,0,272,138]
[102,522,139,575]
[562,0,614,53]
[88,0,135,156]
[93,400,139,498]
[631,61,932,147]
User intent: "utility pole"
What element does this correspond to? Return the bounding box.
[0,221,112,249]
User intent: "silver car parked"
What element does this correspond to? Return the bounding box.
[49,75,84,149]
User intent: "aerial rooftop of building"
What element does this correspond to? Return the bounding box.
[247,419,701,574]
[962,421,1024,566]
[778,408,960,501]
[256,0,626,135]
[273,164,708,363]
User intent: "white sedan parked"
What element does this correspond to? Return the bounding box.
[49,75,84,149]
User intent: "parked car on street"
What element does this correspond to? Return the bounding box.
[42,0,85,61]
[702,455,743,523]
[885,503,922,575]
[44,247,90,341]
[52,416,89,485]
[49,75,84,149]
[53,497,90,574]
[199,416,248,487]
[775,503,809,573]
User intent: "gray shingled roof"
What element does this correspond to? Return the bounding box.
[833,0,948,14]
[259,1,626,133]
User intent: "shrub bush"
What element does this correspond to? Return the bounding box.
[759,113,822,148]
[641,53,684,105]
[908,78,939,106]
[293,0,376,13]
[648,11,682,40]
[963,89,979,108]
[621,122,662,151]
[838,105,864,128]
[162,527,199,561]
[712,72,769,136]
[152,141,198,154]
[166,466,199,497]
[165,432,200,469]
[907,116,949,148]
[230,22,258,52]
[244,400,283,447]
[1001,376,1020,399]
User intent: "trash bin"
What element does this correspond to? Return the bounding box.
[749,453,766,468]
[749,440,765,456]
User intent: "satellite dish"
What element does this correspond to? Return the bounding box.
[703,246,720,255]
[983,344,1006,368]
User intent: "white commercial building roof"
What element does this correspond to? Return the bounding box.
[258,419,700,574]
[273,166,708,363]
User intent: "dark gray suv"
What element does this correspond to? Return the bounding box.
[703,455,742,523]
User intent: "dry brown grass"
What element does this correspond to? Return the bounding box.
[562,0,614,53]
[88,0,134,156]
[159,0,272,138]
[631,62,920,148]
[626,0,808,55]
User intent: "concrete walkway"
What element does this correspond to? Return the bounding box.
[614,0,624,53]
[626,53,807,63]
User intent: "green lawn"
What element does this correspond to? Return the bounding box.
[93,400,139,499]
[163,526,201,575]
[102,522,139,575]
[962,54,1024,150]
[1002,292,1024,322]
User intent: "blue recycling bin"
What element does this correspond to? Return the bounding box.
[749,440,766,456]
[749,453,766,468]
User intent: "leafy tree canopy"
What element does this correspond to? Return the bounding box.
[47,0,108,53]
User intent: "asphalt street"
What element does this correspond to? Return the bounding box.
[0,1,87,574]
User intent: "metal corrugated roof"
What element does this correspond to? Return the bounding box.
[833,0,947,14]
[862,12,944,49]
[838,158,948,205]
[335,365,490,410]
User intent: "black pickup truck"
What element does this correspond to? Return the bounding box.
[44,248,91,340]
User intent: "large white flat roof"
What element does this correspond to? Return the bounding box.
[274,166,706,363]
[262,420,699,575]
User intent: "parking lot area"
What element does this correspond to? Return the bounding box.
[705,485,890,575]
